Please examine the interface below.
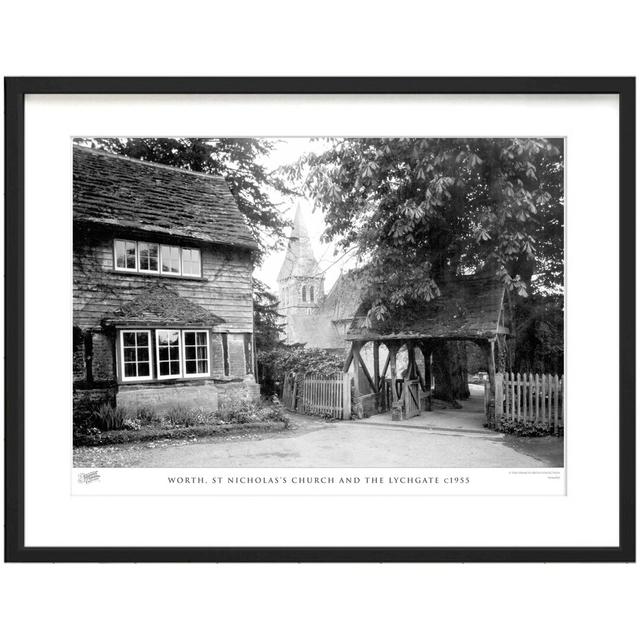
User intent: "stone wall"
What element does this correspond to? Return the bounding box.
[115,377,260,416]
[117,380,220,414]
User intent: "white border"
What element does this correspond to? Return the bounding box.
[24,93,619,548]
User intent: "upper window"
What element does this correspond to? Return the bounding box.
[114,240,137,272]
[120,330,152,381]
[138,242,159,273]
[181,248,202,277]
[309,285,315,302]
[161,245,181,275]
[301,285,307,302]
[113,240,201,277]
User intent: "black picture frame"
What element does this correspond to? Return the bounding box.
[4,77,636,563]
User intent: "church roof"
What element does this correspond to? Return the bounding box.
[277,201,321,281]
[102,284,226,327]
[346,274,508,341]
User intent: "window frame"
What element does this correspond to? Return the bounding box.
[114,239,138,272]
[112,239,202,279]
[182,329,210,379]
[155,329,183,380]
[119,330,153,382]
[181,247,202,277]
[137,241,160,274]
[160,244,182,276]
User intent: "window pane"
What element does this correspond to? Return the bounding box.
[138,362,150,377]
[126,243,136,269]
[124,347,136,362]
[124,363,137,378]
[159,361,169,376]
[137,332,148,346]
[197,360,208,374]
[161,246,181,274]
[196,332,207,346]
[185,346,196,360]
[137,346,149,362]
[185,360,197,374]
[170,361,180,375]
[139,243,159,272]
[122,331,136,347]
[115,241,126,269]
[197,346,207,360]
[182,248,201,276]
[169,346,180,360]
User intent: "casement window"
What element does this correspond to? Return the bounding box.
[156,329,182,378]
[181,248,202,277]
[183,330,210,377]
[120,330,153,381]
[160,245,181,275]
[138,242,159,273]
[118,328,211,382]
[114,240,138,272]
[113,239,201,278]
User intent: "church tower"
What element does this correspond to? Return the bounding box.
[277,201,325,343]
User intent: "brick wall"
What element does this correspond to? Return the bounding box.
[92,331,114,383]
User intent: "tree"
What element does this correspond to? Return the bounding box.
[76,137,292,259]
[288,138,564,401]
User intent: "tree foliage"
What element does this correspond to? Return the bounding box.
[287,137,564,322]
[253,278,284,354]
[77,137,292,260]
[258,346,343,379]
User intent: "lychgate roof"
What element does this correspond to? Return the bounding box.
[73,145,258,250]
[347,274,509,341]
[102,284,226,328]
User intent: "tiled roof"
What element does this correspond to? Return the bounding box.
[102,284,226,327]
[347,274,508,340]
[73,145,258,250]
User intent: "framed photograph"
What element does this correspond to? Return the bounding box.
[4,77,635,562]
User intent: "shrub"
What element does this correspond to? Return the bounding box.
[493,417,560,437]
[92,403,128,431]
[215,398,290,427]
[164,405,198,428]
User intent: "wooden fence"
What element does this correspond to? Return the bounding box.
[495,372,564,434]
[282,372,351,420]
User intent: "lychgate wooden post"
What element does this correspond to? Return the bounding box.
[387,342,401,421]
[373,341,380,411]
[342,372,352,420]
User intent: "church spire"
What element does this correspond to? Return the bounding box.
[277,200,319,282]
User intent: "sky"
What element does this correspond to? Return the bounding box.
[252,138,357,294]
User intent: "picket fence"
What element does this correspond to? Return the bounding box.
[495,372,564,434]
[282,372,350,420]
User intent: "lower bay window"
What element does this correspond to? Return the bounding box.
[119,329,210,382]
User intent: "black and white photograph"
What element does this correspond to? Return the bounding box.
[72,136,565,471]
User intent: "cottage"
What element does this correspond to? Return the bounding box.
[73,145,259,416]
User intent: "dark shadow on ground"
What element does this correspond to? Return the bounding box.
[500,435,564,467]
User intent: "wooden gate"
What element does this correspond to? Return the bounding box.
[403,379,421,419]
[281,372,351,419]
